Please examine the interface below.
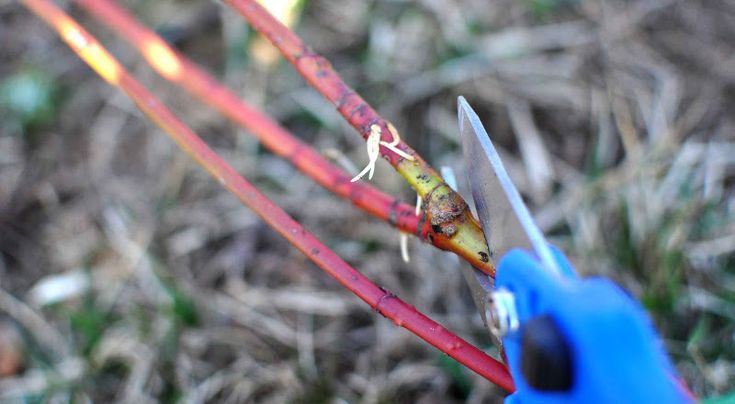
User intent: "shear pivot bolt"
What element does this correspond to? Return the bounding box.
[486,288,519,338]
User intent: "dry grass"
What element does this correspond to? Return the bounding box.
[1,0,734,402]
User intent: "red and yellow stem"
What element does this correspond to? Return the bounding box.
[224,0,495,276]
[21,0,513,391]
[75,0,427,240]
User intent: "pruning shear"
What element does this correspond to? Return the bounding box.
[456,97,693,403]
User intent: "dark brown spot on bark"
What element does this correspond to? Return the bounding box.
[388,199,399,225]
[416,214,427,239]
[347,103,368,122]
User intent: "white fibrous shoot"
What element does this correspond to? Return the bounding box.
[351,124,382,182]
[351,123,414,183]
[381,122,414,161]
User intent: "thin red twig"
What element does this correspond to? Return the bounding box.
[75,0,428,240]
[22,0,515,392]
[224,0,496,276]
[223,0,417,168]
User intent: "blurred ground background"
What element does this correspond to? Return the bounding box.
[1,0,734,402]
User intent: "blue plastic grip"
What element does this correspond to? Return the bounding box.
[497,248,692,404]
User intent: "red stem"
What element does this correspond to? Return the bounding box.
[74,0,428,240]
[222,0,417,168]
[223,0,497,277]
[22,0,515,392]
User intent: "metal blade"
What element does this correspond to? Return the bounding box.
[457,96,562,277]
[440,167,493,323]
[441,165,504,351]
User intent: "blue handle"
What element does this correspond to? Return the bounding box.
[497,248,693,404]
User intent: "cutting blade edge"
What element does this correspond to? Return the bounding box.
[457,96,562,277]
[442,166,504,349]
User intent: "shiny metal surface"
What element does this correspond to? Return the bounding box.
[457,96,562,277]
[440,166,493,323]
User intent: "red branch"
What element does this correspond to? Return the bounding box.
[223,0,496,276]
[75,0,428,240]
[223,0,419,169]
[22,0,514,392]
